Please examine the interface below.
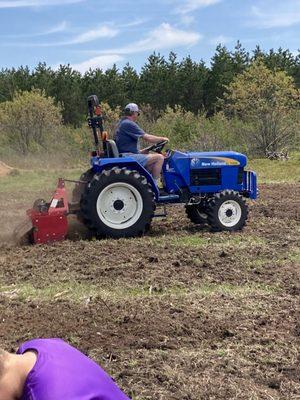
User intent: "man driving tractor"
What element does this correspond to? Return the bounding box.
[115,103,169,185]
[0,338,130,400]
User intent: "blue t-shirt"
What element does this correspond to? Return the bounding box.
[115,118,145,154]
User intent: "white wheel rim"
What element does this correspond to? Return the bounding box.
[96,182,143,230]
[218,200,242,228]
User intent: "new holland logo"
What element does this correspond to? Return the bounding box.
[191,157,240,167]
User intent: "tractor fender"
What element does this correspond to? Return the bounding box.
[90,157,159,199]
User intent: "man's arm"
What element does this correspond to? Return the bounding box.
[140,133,169,154]
[143,133,169,144]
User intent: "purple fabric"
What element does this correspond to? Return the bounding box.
[17,338,130,400]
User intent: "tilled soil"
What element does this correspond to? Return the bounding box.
[0,183,299,399]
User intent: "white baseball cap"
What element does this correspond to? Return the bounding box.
[125,103,140,113]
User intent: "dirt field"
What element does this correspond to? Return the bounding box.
[0,177,299,399]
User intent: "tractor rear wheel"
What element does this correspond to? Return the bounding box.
[207,190,248,231]
[80,167,155,238]
[185,204,207,225]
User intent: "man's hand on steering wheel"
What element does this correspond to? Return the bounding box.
[142,138,169,154]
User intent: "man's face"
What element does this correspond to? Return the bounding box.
[132,111,139,121]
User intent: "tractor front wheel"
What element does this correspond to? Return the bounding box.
[80,167,155,238]
[207,190,248,231]
[185,204,207,225]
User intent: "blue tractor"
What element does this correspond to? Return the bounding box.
[73,95,258,239]
[17,95,257,245]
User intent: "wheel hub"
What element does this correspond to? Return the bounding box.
[113,199,124,211]
[225,209,233,217]
[96,182,143,229]
[218,200,242,227]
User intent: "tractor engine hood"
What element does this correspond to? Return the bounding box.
[185,151,247,168]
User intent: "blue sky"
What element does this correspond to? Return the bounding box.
[0,0,299,73]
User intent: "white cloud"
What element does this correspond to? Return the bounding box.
[45,21,68,35]
[97,23,201,55]
[71,55,124,73]
[2,21,68,38]
[180,14,196,25]
[174,0,222,14]
[120,18,148,28]
[250,2,300,28]
[3,25,119,46]
[72,23,201,74]
[0,0,84,7]
[70,26,118,44]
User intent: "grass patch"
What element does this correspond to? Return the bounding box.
[249,152,300,183]
[166,235,209,247]
[137,232,267,250]
[0,168,83,193]
[287,247,300,263]
[0,281,278,303]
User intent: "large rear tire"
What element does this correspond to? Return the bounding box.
[80,167,155,238]
[207,190,248,232]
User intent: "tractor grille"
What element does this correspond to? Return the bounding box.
[190,168,221,186]
[238,167,244,184]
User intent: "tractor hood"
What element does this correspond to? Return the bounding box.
[185,151,247,168]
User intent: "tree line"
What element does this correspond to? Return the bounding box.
[0,42,300,127]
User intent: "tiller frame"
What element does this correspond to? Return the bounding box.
[27,178,70,244]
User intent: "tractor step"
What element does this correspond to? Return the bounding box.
[153,213,167,218]
[158,194,180,203]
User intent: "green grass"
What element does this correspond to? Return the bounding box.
[0,281,279,303]
[0,168,83,193]
[249,152,300,183]
[287,247,300,263]
[152,233,267,250]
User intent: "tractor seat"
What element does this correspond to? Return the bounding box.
[106,139,120,158]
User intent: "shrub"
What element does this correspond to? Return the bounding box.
[151,106,199,149]
[149,106,247,153]
[0,89,62,155]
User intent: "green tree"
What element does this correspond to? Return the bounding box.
[177,55,208,113]
[164,52,180,108]
[101,64,126,108]
[223,61,300,155]
[0,66,32,102]
[121,63,139,104]
[50,65,83,126]
[205,43,249,114]
[252,47,300,89]
[139,53,168,109]
[0,89,62,155]
[32,62,54,95]
[81,68,105,105]
[204,45,235,114]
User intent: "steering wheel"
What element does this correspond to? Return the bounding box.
[143,140,169,154]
